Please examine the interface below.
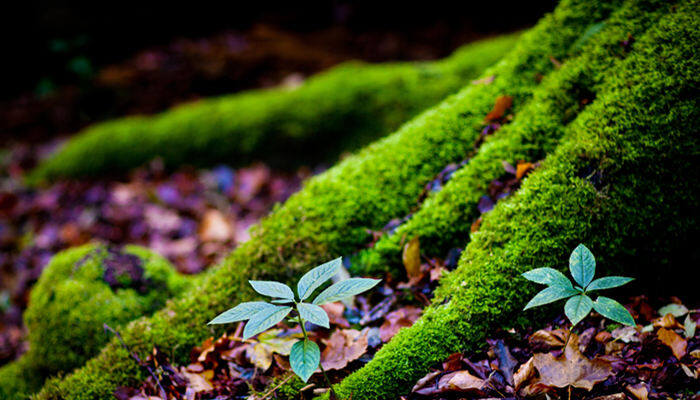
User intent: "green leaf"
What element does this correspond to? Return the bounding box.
[684,314,696,339]
[208,302,273,325]
[312,278,381,305]
[271,299,294,304]
[523,285,579,310]
[522,267,572,288]
[290,339,320,382]
[658,303,688,318]
[297,257,342,301]
[249,280,295,300]
[243,305,292,339]
[569,244,596,288]
[593,296,635,327]
[564,295,593,326]
[297,302,330,328]
[586,276,633,291]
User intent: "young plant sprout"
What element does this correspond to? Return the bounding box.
[208,257,380,388]
[523,244,635,327]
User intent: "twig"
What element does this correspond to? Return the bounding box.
[103,323,167,399]
[259,374,293,400]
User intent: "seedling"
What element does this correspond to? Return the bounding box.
[208,257,380,390]
[522,244,635,327]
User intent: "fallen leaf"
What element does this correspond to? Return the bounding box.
[484,95,513,122]
[379,307,422,342]
[246,329,302,370]
[489,339,518,385]
[321,302,350,328]
[532,334,612,390]
[653,313,683,329]
[515,161,535,180]
[590,394,626,400]
[658,303,688,317]
[514,358,535,389]
[321,329,369,370]
[657,327,687,360]
[199,209,232,241]
[411,370,441,393]
[611,325,640,343]
[626,382,649,400]
[529,328,566,350]
[180,368,214,392]
[683,314,696,338]
[402,237,421,279]
[439,370,487,394]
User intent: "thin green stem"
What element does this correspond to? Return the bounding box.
[296,306,337,399]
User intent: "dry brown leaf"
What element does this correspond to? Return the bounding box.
[626,382,649,400]
[321,329,369,370]
[529,328,566,350]
[514,358,536,389]
[611,326,640,343]
[484,95,513,122]
[532,334,612,390]
[180,368,214,392]
[515,161,535,180]
[653,313,683,329]
[379,306,422,342]
[590,394,626,400]
[411,370,442,393]
[321,302,350,328]
[402,237,421,279]
[439,370,486,394]
[657,327,687,360]
[198,209,232,241]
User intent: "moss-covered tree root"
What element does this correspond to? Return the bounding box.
[330,5,699,398]
[27,34,519,183]
[352,0,673,277]
[0,244,189,400]
[32,1,619,398]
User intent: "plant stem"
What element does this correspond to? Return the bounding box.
[297,309,337,399]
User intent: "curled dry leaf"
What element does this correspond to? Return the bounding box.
[653,313,683,329]
[484,95,513,122]
[529,328,566,350]
[438,370,487,394]
[514,358,535,390]
[532,334,612,391]
[402,237,422,279]
[379,306,422,342]
[611,325,640,343]
[626,382,649,400]
[657,327,687,360]
[320,329,369,370]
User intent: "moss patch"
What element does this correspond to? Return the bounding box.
[0,244,188,399]
[329,3,699,398]
[27,34,518,183]
[34,1,624,398]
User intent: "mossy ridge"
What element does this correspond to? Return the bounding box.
[0,244,188,400]
[34,1,621,397]
[329,5,699,398]
[353,0,672,277]
[27,34,519,183]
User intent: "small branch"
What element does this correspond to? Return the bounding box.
[103,323,167,399]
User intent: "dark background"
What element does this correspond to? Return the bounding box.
[2,0,556,101]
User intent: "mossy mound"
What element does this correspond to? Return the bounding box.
[330,1,698,397]
[0,244,189,399]
[33,1,627,397]
[27,34,518,183]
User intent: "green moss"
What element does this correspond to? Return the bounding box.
[352,0,673,277]
[0,244,188,399]
[27,34,519,183]
[34,1,624,398]
[329,3,699,398]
